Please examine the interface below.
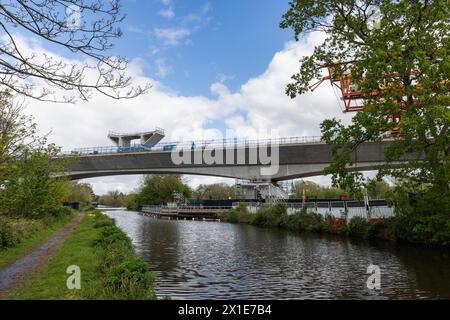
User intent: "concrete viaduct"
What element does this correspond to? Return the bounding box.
[63,139,415,182]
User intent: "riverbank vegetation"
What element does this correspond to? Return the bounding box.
[12,210,156,300]
[124,175,192,211]
[292,179,392,200]
[280,0,449,246]
[225,204,450,247]
[0,94,77,258]
[64,182,95,209]
[0,2,154,300]
[100,178,239,210]
[193,183,236,200]
[0,212,75,268]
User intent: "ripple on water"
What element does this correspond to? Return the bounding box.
[105,211,450,300]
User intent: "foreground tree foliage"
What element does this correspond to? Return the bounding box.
[282,1,449,223]
[0,93,70,218]
[0,0,149,102]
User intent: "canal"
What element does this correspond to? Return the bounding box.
[105,210,450,299]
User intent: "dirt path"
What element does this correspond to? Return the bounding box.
[0,213,85,298]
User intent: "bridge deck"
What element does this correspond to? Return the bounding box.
[62,136,324,156]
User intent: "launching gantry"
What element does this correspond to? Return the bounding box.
[108,127,165,147]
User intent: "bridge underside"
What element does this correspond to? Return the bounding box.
[66,162,392,182]
[64,141,416,182]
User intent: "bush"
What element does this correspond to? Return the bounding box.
[289,210,327,233]
[48,206,73,219]
[409,214,450,246]
[229,202,450,247]
[225,210,239,223]
[225,204,253,223]
[252,203,288,228]
[0,222,20,248]
[0,217,43,249]
[348,217,370,238]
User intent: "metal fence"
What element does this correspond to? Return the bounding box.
[143,200,395,220]
[142,205,231,214]
[283,200,395,219]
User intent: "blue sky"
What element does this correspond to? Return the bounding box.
[20,0,359,193]
[115,0,292,97]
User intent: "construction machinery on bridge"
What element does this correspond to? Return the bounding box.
[308,61,448,134]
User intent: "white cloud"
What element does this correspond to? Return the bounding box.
[154,27,191,46]
[158,7,175,19]
[16,31,354,194]
[181,2,212,23]
[155,58,172,78]
[216,72,235,83]
[161,0,171,5]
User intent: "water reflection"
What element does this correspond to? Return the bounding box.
[105,211,450,300]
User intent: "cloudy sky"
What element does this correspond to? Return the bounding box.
[17,0,356,194]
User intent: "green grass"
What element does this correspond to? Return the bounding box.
[11,211,156,300]
[0,213,75,268]
[11,212,101,299]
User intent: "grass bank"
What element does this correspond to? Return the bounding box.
[224,203,450,247]
[0,210,75,268]
[11,210,156,300]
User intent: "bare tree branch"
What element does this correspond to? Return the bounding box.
[0,0,151,102]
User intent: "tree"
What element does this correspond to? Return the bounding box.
[123,192,139,211]
[281,1,449,211]
[292,180,322,198]
[98,189,126,207]
[0,144,70,218]
[365,179,392,199]
[0,93,70,217]
[0,0,149,102]
[194,183,235,200]
[292,180,345,199]
[65,182,94,204]
[0,93,42,166]
[134,175,192,208]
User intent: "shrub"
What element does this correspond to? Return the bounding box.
[411,214,450,246]
[48,206,73,219]
[0,217,43,249]
[225,209,239,223]
[348,217,370,238]
[289,210,327,233]
[225,204,253,223]
[0,221,20,248]
[252,203,288,228]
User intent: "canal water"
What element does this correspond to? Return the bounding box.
[105,210,450,299]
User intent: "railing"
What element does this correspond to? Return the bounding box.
[176,206,231,211]
[142,200,395,220]
[108,127,165,137]
[142,205,231,212]
[60,135,323,156]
